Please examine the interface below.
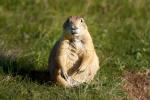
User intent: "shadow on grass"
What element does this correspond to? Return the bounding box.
[0,53,51,85]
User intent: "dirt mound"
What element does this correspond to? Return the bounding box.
[123,70,150,100]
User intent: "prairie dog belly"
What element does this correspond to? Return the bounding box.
[72,53,99,83]
[66,40,84,75]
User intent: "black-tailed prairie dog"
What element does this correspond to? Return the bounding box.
[48,16,99,87]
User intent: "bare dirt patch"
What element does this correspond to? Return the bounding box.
[123,70,150,100]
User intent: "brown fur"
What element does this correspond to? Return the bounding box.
[48,16,100,87]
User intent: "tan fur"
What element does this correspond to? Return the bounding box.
[48,16,100,87]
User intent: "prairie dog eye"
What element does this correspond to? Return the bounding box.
[80,18,84,23]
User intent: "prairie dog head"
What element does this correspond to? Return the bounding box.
[63,16,88,38]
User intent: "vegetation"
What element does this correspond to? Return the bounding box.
[0,0,149,99]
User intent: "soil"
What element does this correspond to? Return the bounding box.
[123,69,150,100]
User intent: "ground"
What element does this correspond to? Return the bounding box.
[0,0,150,100]
[123,70,150,100]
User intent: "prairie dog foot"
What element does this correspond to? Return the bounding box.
[61,69,80,87]
[68,77,81,87]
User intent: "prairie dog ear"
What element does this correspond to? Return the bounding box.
[80,15,87,20]
[79,15,84,18]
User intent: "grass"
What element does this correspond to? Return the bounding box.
[0,0,150,99]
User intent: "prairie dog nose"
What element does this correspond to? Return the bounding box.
[71,25,78,30]
[71,25,78,34]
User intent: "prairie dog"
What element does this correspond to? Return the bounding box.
[48,16,99,87]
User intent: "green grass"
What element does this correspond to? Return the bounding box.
[0,0,150,99]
